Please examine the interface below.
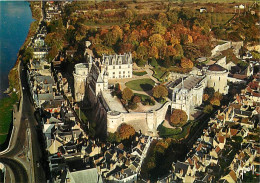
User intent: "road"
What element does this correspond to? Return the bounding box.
[0,62,46,183]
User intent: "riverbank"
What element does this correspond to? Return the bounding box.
[0,2,42,145]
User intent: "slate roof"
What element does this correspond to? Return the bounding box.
[208,64,226,72]
[69,168,103,183]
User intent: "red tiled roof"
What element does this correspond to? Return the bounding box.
[230,129,238,136]
[196,144,203,152]
[215,146,221,153]
[218,136,225,143]
[187,158,193,165]
[229,170,237,182]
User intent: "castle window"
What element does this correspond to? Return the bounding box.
[128,65,130,68]
[113,66,115,69]
[113,72,115,75]
[122,118,124,121]
[119,66,121,69]
[128,75,130,77]
[123,71,125,74]
[119,71,121,74]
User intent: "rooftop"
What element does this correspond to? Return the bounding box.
[175,75,205,91]
[101,91,127,113]
[208,64,226,72]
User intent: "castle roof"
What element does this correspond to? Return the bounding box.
[208,64,226,72]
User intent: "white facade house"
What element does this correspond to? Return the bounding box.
[102,53,133,79]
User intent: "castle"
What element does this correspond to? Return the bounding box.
[73,43,230,136]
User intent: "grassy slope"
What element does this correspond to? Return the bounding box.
[0,93,18,144]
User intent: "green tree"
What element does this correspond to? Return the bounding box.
[149,34,166,49]
[203,105,213,114]
[22,47,34,63]
[122,87,134,101]
[136,45,148,60]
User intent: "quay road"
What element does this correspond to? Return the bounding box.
[0,62,46,183]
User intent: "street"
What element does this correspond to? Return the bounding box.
[0,62,46,183]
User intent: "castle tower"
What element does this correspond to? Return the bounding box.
[73,63,89,102]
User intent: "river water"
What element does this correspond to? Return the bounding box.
[0,1,33,99]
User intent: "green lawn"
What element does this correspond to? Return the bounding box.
[133,71,147,76]
[157,121,194,140]
[157,121,182,137]
[152,67,166,80]
[0,93,18,145]
[75,108,88,123]
[125,78,155,91]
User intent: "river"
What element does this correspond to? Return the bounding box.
[0,1,33,99]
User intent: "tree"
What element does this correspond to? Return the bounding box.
[136,45,148,59]
[204,87,215,98]
[180,57,193,69]
[213,92,223,101]
[203,94,209,101]
[149,46,159,59]
[124,9,134,22]
[133,95,141,104]
[152,22,167,35]
[153,85,168,99]
[22,47,33,63]
[122,87,133,101]
[149,34,166,49]
[107,132,121,143]
[166,45,177,57]
[118,123,135,140]
[203,105,213,113]
[210,97,220,106]
[170,109,188,126]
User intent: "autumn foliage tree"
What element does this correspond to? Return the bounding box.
[170,109,188,127]
[118,123,135,140]
[152,85,168,99]
[122,87,134,101]
[210,97,221,106]
[132,95,141,104]
[180,57,193,69]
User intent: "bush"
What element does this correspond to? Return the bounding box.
[133,71,147,76]
[128,102,137,110]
